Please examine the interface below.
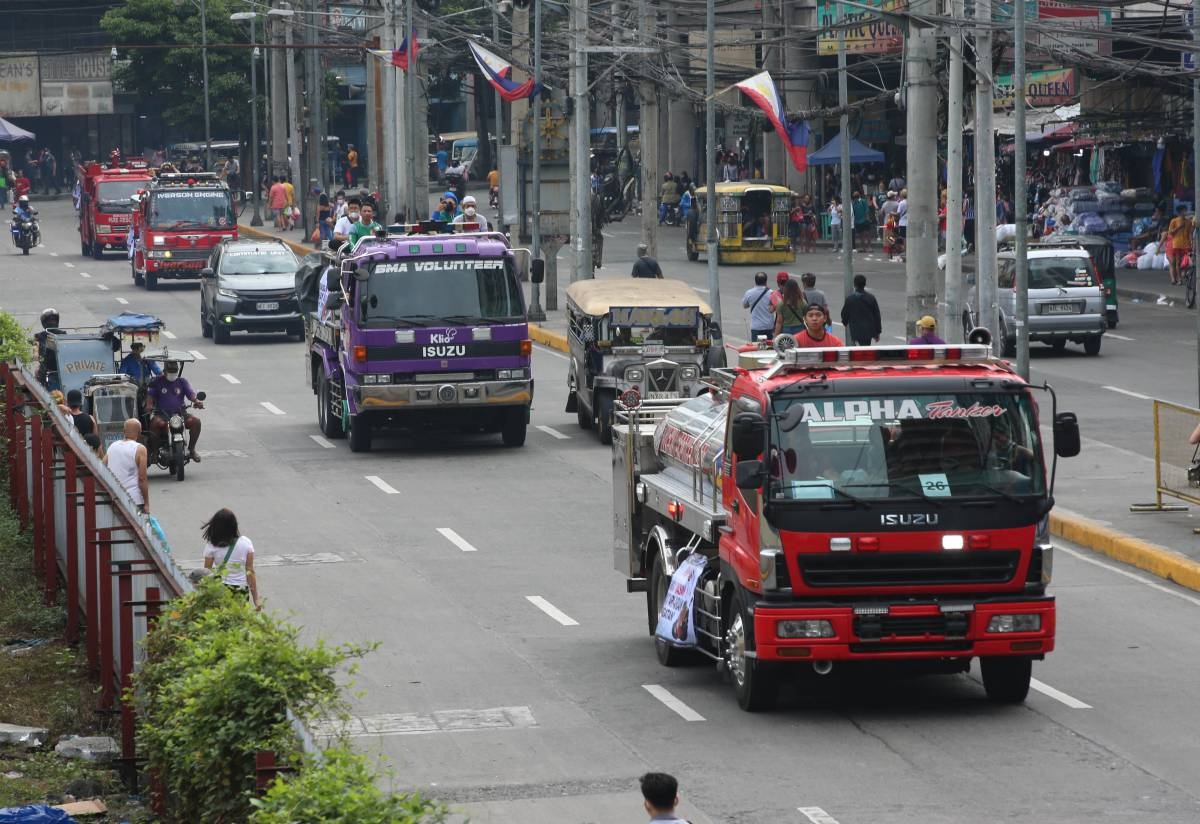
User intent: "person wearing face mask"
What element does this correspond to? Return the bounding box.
[451,195,490,231]
[332,196,361,245]
[145,361,205,463]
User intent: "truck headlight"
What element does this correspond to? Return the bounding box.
[217,287,238,299]
[777,619,835,639]
[624,367,644,382]
[987,614,1042,633]
[680,365,700,380]
[363,374,391,385]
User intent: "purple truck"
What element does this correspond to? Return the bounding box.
[304,229,543,452]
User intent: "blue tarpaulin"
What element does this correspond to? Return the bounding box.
[104,312,163,333]
[0,805,77,823]
[807,131,885,167]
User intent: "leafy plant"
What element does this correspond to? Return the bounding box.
[0,310,33,365]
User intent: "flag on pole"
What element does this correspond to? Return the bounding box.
[467,40,540,103]
[367,33,418,71]
[733,70,809,174]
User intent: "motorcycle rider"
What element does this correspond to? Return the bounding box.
[12,194,38,244]
[34,307,62,389]
[658,173,680,225]
[444,157,468,201]
[145,361,204,463]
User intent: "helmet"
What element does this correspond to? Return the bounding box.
[40,308,59,330]
[664,172,673,180]
[18,195,29,204]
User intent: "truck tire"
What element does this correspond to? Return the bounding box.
[132,260,144,286]
[597,391,615,445]
[318,373,345,439]
[145,271,158,291]
[81,237,91,257]
[347,412,372,453]
[92,242,104,261]
[501,407,526,447]
[723,587,778,712]
[649,554,690,667]
[576,392,593,430]
[980,656,1032,704]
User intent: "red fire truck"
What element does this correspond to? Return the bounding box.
[78,158,152,260]
[130,172,237,290]
[613,343,1080,711]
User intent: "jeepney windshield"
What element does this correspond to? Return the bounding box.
[148,188,234,229]
[602,306,701,346]
[95,180,144,213]
[767,392,1045,503]
[358,257,523,327]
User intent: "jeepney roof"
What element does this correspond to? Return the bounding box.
[565,278,713,317]
[699,182,796,198]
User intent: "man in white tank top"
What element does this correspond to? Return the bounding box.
[104,419,149,514]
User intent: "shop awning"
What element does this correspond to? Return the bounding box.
[1053,138,1097,152]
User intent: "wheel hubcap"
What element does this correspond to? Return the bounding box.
[724,612,747,687]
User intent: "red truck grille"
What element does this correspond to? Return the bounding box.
[799,551,1020,588]
[853,612,969,640]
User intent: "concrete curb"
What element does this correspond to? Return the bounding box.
[1115,286,1186,308]
[1051,511,1200,592]
[529,324,569,353]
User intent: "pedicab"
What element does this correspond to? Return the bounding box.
[80,313,166,451]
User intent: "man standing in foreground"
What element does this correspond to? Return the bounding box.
[104,419,149,514]
[841,274,882,346]
[640,773,690,823]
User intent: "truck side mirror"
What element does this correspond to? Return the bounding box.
[730,411,765,460]
[530,259,545,284]
[735,459,766,491]
[1053,411,1080,458]
[200,267,215,278]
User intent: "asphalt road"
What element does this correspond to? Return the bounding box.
[5,200,1200,823]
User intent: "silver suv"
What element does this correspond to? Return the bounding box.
[967,248,1106,357]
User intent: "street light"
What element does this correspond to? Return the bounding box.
[231,11,264,226]
[173,0,212,171]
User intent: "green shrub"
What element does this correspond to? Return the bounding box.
[250,745,449,824]
[0,310,32,365]
[132,576,374,823]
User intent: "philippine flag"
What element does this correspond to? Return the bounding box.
[468,40,540,103]
[734,70,809,174]
[366,34,417,71]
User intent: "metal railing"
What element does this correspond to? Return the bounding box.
[1131,399,1200,513]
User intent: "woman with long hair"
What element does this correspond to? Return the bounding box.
[773,278,808,338]
[201,508,260,609]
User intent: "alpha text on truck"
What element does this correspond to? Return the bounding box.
[613,343,1080,711]
[130,171,237,290]
[303,227,540,452]
[78,158,152,260]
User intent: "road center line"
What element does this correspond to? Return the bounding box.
[798,807,842,824]
[49,252,58,257]
[642,685,705,721]
[365,475,399,494]
[1105,333,1135,341]
[1030,678,1092,709]
[95,284,109,291]
[220,373,240,384]
[259,402,286,415]
[188,350,207,360]
[533,344,569,361]
[525,595,579,626]
[535,424,570,440]
[80,272,91,278]
[1102,385,1152,401]
[162,330,177,339]
[63,261,74,268]
[436,527,477,552]
[309,434,335,449]
[115,297,129,305]
[1057,544,1200,608]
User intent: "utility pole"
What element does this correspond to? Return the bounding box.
[904,0,938,333]
[571,0,593,277]
[405,0,421,222]
[943,0,963,341]
[269,7,288,182]
[244,14,264,226]
[973,0,999,351]
[613,0,625,163]
[528,0,546,319]
[638,0,658,257]
[838,31,852,303]
[308,0,325,192]
[283,5,301,192]
[201,0,212,171]
[1013,0,1029,378]
[1193,0,1200,405]
[704,0,723,336]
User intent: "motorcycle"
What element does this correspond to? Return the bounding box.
[660,202,681,227]
[143,391,206,482]
[10,210,39,255]
[445,170,467,202]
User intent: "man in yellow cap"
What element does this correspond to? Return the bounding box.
[909,315,946,345]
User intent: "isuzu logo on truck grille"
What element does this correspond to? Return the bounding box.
[880,513,940,526]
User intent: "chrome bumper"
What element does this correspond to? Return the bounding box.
[355,379,533,409]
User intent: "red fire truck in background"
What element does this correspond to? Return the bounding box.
[78,158,152,260]
[613,343,1081,711]
[130,172,237,290]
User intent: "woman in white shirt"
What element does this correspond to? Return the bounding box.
[202,508,260,610]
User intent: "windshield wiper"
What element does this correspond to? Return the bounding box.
[844,481,945,506]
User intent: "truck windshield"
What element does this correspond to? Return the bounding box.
[148,189,234,229]
[96,180,144,213]
[358,258,523,327]
[767,392,1045,504]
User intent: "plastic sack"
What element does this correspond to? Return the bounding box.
[1069,199,1100,215]
[1137,253,1153,270]
[0,806,77,824]
[1076,212,1109,234]
[1068,187,1094,200]
[1095,181,1121,195]
[1104,213,1132,232]
[1095,191,1122,210]
[1133,201,1158,214]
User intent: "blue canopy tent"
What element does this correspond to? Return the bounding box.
[0,117,35,143]
[808,131,884,166]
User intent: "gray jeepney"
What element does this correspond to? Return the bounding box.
[564,278,719,444]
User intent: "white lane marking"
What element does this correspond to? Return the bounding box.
[525,595,579,626]
[63,261,74,268]
[365,475,400,494]
[260,401,286,415]
[115,297,129,305]
[188,349,207,360]
[220,373,240,384]
[1030,678,1092,709]
[80,272,91,278]
[535,424,570,440]
[1102,385,1152,401]
[49,252,58,257]
[534,344,569,361]
[437,527,478,553]
[798,808,841,824]
[1057,544,1200,609]
[162,330,177,339]
[309,434,335,449]
[642,684,705,722]
[96,284,109,291]
[1106,333,1135,341]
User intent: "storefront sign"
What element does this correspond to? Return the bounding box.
[0,55,41,117]
[817,0,907,56]
[40,52,113,116]
[995,1,1111,56]
[993,67,1076,110]
[327,2,367,31]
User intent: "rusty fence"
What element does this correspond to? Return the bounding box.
[1131,399,1200,513]
[0,360,316,800]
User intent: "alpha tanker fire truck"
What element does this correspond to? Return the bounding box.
[613,342,1081,711]
[78,158,152,260]
[130,172,237,290]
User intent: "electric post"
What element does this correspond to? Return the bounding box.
[1014,0,1029,378]
[838,30,852,303]
[571,0,593,277]
[973,0,999,351]
[1193,0,1200,405]
[269,7,288,180]
[528,0,547,317]
[704,0,723,337]
[943,0,964,341]
[638,0,658,258]
[904,0,938,334]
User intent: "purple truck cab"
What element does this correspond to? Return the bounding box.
[306,231,534,452]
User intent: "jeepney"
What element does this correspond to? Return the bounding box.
[564,279,721,444]
[686,181,796,264]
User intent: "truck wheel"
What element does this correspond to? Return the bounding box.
[347,412,372,453]
[575,393,593,430]
[597,391,615,445]
[92,242,104,261]
[980,656,1032,704]
[81,238,91,257]
[649,554,689,667]
[213,321,231,345]
[132,261,144,286]
[145,271,158,291]
[318,374,346,439]
[723,587,778,712]
[501,407,526,447]
[1083,336,1102,356]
